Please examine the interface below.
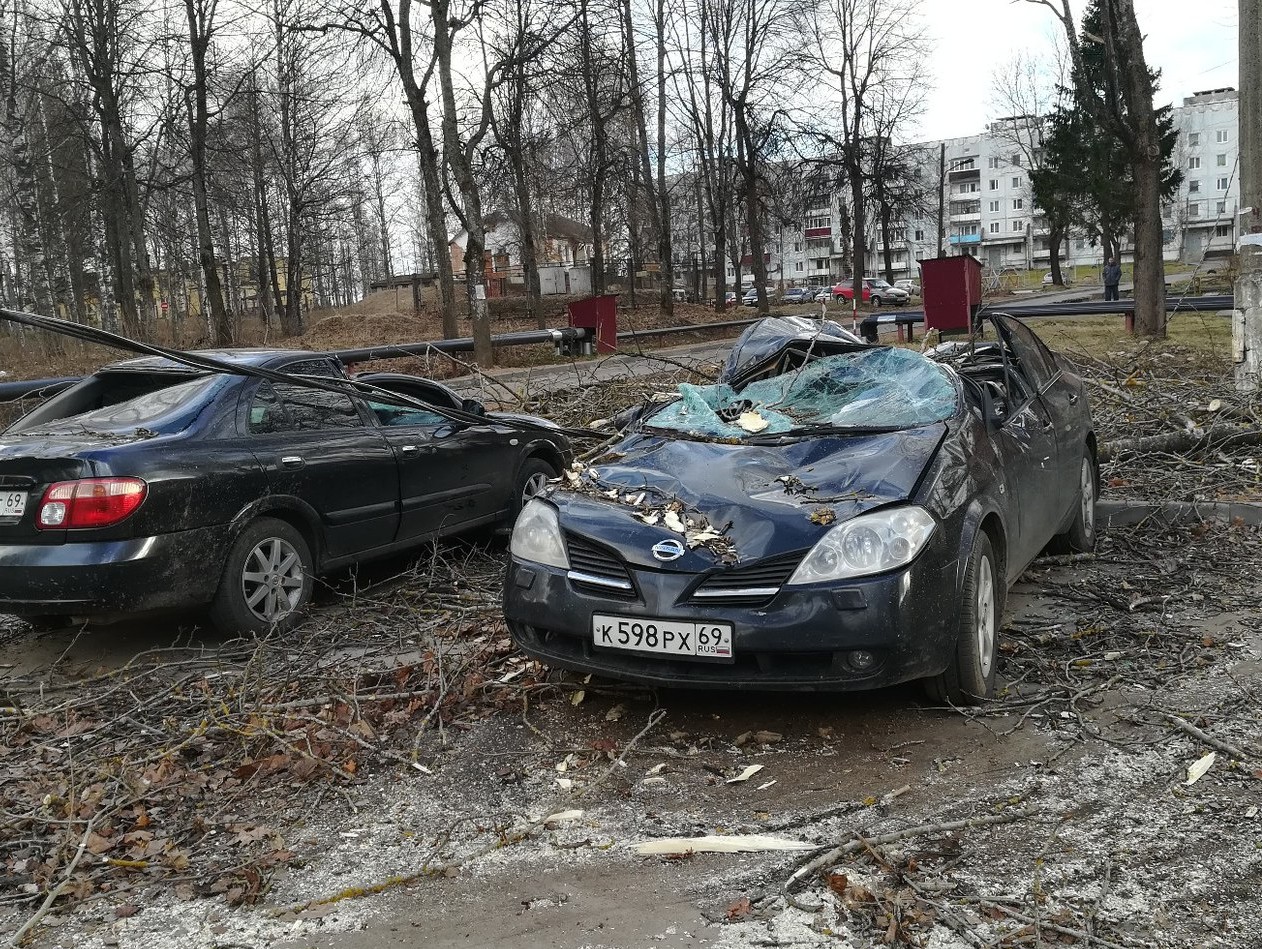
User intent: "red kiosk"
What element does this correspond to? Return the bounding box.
[920,255,983,336]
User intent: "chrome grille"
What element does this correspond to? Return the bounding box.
[566,536,636,597]
[689,552,803,605]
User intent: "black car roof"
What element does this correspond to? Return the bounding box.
[101,349,325,373]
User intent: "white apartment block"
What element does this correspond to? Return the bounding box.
[757,87,1241,287]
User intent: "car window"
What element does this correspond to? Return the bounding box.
[9,374,217,435]
[368,401,447,427]
[249,381,363,433]
[647,347,957,438]
[999,318,1058,391]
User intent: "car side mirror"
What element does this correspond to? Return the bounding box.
[461,398,486,417]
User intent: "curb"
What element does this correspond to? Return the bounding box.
[1097,499,1262,528]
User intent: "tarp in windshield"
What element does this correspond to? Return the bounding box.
[646,347,957,438]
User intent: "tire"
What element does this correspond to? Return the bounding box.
[923,532,1001,705]
[209,517,314,634]
[514,457,558,516]
[1063,450,1098,552]
[872,295,882,307]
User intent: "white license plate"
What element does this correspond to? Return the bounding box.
[0,490,27,519]
[592,614,733,660]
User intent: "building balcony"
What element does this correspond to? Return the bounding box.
[948,167,980,181]
[804,226,832,239]
[949,234,981,245]
[950,212,981,223]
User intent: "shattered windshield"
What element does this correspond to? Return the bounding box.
[645,347,958,438]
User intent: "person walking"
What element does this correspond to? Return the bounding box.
[1103,257,1122,302]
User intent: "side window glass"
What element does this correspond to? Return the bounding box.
[273,382,363,430]
[1001,320,1056,392]
[249,382,290,433]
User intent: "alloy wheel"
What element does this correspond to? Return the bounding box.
[521,471,552,505]
[975,554,996,678]
[1080,457,1096,536]
[240,536,305,624]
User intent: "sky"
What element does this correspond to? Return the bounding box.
[917,0,1240,142]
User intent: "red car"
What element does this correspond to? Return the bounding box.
[832,283,872,303]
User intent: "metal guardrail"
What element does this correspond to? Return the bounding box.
[0,293,1236,403]
[0,326,595,402]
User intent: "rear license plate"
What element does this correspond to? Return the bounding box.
[592,614,733,661]
[0,490,27,519]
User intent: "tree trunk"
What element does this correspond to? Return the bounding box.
[1048,225,1065,286]
[1131,154,1167,336]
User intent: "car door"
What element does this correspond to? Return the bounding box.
[986,340,1062,572]
[997,316,1079,523]
[366,382,516,541]
[244,360,400,560]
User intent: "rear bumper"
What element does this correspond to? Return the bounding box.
[0,525,230,617]
[504,548,962,692]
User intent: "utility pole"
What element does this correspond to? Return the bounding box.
[1235,0,1262,392]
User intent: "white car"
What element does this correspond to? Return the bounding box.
[894,279,919,296]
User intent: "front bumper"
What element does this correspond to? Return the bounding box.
[0,525,230,617]
[504,549,961,691]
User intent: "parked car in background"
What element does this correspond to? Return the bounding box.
[894,279,920,297]
[1042,271,1073,287]
[505,315,1096,702]
[831,282,871,303]
[866,278,910,306]
[813,288,832,303]
[720,291,738,305]
[0,352,570,632]
[781,288,813,304]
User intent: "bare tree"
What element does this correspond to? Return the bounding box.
[803,0,926,302]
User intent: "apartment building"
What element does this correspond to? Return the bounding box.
[756,87,1241,286]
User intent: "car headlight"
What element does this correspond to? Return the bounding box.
[786,506,936,585]
[511,500,570,569]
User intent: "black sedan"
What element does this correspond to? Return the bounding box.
[504,316,1095,702]
[0,350,570,631]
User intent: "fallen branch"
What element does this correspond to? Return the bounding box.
[782,804,1039,909]
[7,816,96,948]
[1163,711,1256,762]
[1099,424,1262,463]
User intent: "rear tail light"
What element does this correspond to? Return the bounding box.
[37,478,148,529]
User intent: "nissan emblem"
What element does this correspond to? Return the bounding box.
[652,538,686,562]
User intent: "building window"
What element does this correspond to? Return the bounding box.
[1217,177,1229,191]
[1188,203,1200,218]
[989,222,1000,234]
[1188,156,1201,170]
[949,158,976,171]
[914,229,925,242]
[1217,129,1229,143]
[988,156,1000,168]
[1013,220,1024,232]
[1012,198,1024,210]
[1215,224,1233,238]
[1188,132,1200,146]
[1011,154,1022,167]
[1011,176,1021,187]
[1217,153,1228,167]
[793,242,802,252]
[1189,180,1200,193]
[1217,200,1227,214]
[989,179,999,190]
[795,262,804,271]
[806,215,830,229]
[989,200,1000,212]
[1076,239,1086,250]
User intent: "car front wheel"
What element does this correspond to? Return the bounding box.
[872,295,882,307]
[209,517,314,634]
[924,531,1001,705]
[1061,450,1098,552]
[514,458,558,515]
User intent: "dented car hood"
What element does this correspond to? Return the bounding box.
[554,423,948,569]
